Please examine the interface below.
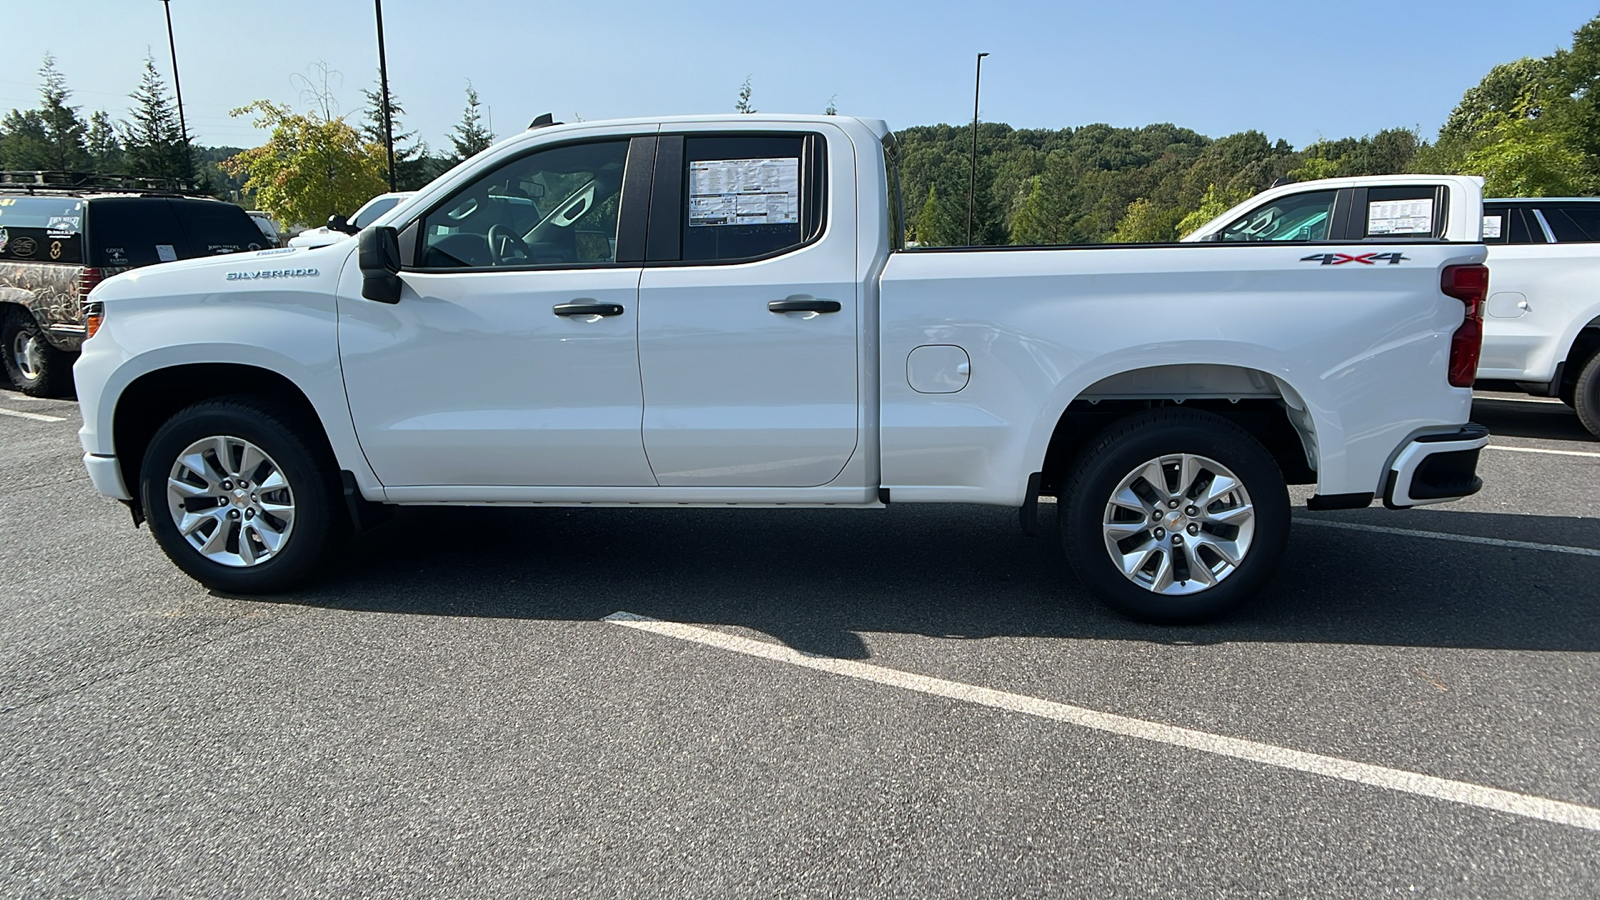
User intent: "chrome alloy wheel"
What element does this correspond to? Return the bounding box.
[11,329,43,381]
[165,435,296,567]
[1101,453,1255,596]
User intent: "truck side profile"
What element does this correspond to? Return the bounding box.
[74,115,1490,622]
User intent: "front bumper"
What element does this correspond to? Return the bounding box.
[83,453,131,501]
[1383,423,1488,509]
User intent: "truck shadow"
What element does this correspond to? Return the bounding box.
[1471,396,1593,442]
[253,502,1600,659]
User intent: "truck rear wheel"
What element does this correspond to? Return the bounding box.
[1060,409,1290,623]
[1573,350,1600,439]
[139,396,345,594]
[3,309,73,397]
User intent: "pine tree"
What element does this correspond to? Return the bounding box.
[36,54,90,172]
[86,111,123,174]
[361,75,430,190]
[735,77,756,114]
[449,83,494,163]
[124,55,190,183]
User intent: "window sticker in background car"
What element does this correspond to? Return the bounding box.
[689,157,800,227]
[1483,215,1503,239]
[1368,199,1433,235]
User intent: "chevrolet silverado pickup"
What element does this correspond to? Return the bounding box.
[1184,176,1600,438]
[74,115,1490,622]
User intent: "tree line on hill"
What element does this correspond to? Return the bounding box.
[4,13,1599,233]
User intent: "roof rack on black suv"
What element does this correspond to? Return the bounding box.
[1,181,270,396]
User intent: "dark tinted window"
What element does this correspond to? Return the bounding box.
[171,199,267,256]
[681,134,824,261]
[1507,207,1542,244]
[86,198,189,267]
[1219,190,1335,242]
[352,195,403,228]
[0,196,85,264]
[1363,186,1442,238]
[1542,205,1600,243]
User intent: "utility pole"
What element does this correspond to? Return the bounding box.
[967,52,989,246]
[159,0,192,183]
[374,0,397,191]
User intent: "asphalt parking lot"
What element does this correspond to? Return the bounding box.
[2,388,1597,898]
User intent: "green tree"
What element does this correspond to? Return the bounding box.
[223,100,388,227]
[85,111,123,174]
[33,54,90,172]
[124,55,190,182]
[0,110,49,170]
[1177,183,1252,238]
[361,75,431,190]
[1458,103,1594,196]
[910,185,961,246]
[736,76,756,114]
[1109,198,1185,242]
[449,83,494,163]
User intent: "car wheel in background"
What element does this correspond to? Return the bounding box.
[2,309,73,397]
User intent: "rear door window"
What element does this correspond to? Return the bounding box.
[646,133,827,263]
[86,198,189,266]
[1541,205,1600,243]
[0,196,85,264]
[1361,186,1444,239]
[171,199,266,256]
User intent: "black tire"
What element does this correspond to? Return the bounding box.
[1060,408,1290,624]
[139,396,346,593]
[2,309,74,397]
[1573,350,1600,439]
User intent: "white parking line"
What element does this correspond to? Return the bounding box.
[605,612,1600,832]
[1487,444,1600,459]
[0,407,66,423]
[1294,518,1600,558]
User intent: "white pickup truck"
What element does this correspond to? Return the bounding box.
[1185,177,1600,437]
[74,115,1491,623]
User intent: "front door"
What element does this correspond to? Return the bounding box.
[338,136,657,487]
[636,130,860,487]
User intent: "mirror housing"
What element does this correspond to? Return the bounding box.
[358,226,403,304]
[328,213,358,235]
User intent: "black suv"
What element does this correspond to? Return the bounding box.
[0,179,267,396]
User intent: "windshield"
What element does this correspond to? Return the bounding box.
[353,195,405,228]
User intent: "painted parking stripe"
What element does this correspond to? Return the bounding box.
[1486,444,1600,459]
[0,407,66,423]
[1294,518,1600,558]
[605,611,1600,832]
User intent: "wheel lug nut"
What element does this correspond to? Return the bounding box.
[1187,524,1199,535]
[1167,499,1179,509]
[1185,506,1197,517]
[221,480,232,490]
[245,509,255,520]
[1172,534,1184,544]
[1153,527,1166,540]
[228,510,240,519]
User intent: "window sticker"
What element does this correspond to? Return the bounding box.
[1368,198,1434,235]
[1482,215,1503,239]
[689,157,800,227]
[156,244,177,262]
[46,215,80,237]
[0,227,8,254]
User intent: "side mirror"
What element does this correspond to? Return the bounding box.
[358,226,402,304]
[329,213,358,235]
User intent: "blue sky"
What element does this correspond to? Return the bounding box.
[3,1,1596,152]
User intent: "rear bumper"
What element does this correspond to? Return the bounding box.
[1383,424,1488,509]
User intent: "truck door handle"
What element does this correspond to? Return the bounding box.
[768,298,841,314]
[553,301,624,317]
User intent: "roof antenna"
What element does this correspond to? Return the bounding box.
[527,113,560,130]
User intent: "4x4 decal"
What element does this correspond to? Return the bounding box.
[1301,252,1408,266]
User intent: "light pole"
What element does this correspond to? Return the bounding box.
[967,52,989,246]
[375,0,397,191]
[158,0,192,183]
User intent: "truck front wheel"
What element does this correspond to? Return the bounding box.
[139,396,345,593]
[1060,409,1290,623]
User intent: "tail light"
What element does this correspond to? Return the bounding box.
[1441,264,1487,388]
[79,268,106,340]
[77,267,104,302]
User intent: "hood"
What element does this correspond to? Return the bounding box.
[89,243,356,303]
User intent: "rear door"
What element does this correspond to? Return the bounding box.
[1479,201,1599,381]
[635,128,859,487]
